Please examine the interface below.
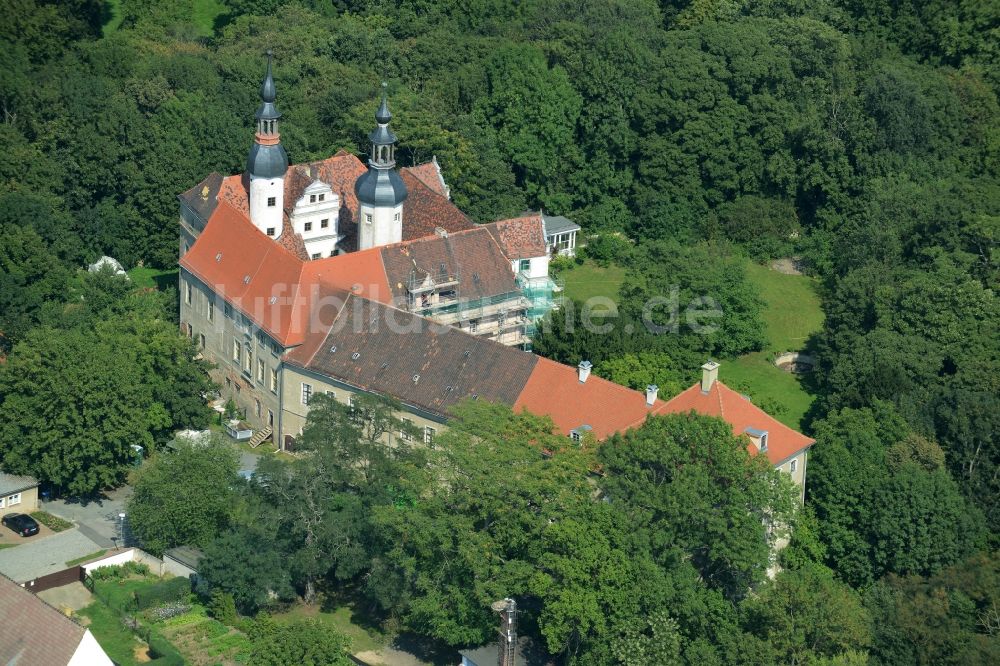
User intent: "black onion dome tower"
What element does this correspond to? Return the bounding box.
[355,83,408,249]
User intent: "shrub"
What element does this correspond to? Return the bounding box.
[90,561,151,581]
[147,633,184,666]
[208,590,239,626]
[135,577,190,610]
[30,511,72,532]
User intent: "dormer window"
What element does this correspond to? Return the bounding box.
[365,213,372,224]
[760,432,768,451]
[266,227,275,236]
[318,193,325,201]
[570,431,581,444]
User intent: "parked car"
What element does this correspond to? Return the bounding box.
[2,513,40,537]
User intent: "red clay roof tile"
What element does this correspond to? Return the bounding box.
[654,381,814,464]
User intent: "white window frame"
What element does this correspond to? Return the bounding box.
[790,459,797,473]
[7,493,21,506]
[232,339,241,363]
[270,368,278,394]
[257,359,265,383]
[0,497,5,509]
[423,426,436,445]
[301,383,312,405]
[185,282,192,305]
[519,259,530,273]
[365,213,372,224]
[207,300,214,322]
[267,196,276,207]
[401,418,413,441]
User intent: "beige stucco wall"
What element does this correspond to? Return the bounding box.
[0,486,38,517]
[279,365,445,450]
[179,269,283,442]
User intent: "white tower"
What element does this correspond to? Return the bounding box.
[355,83,407,250]
[246,50,288,239]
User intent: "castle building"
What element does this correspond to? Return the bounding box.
[177,55,811,500]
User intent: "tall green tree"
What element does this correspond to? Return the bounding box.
[128,438,239,555]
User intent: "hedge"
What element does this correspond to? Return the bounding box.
[135,577,190,610]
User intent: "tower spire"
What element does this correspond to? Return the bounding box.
[246,50,288,238]
[354,82,407,250]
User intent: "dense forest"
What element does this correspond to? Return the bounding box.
[1,0,998,664]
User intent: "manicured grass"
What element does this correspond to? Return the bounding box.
[558,260,627,303]
[726,353,815,430]
[273,603,386,654]
[78,600,146,666]
[723,260,825,429]
[103,0,225,37]
[743,261,823,353]
[101,0,124,37]
[127,266,178,291]
[31,510,72,532]
[193,0,227,37]
[0,544,16,550]
[66,550,108,567]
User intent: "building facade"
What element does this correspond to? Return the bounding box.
[177,54,812,498]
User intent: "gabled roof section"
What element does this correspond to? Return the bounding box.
[380,227,518,303]
[0,472,38,496]
[542,214,581,236]
[179,201,324,347]
[513,357,660,440]
[285,295,538,418]
[404,158,449,199]
[0,573,89,666]
[655,381,814,465]
[399,169,475,240]
[178,172,223,225]
[301,248,392,306]
[483,214,547,260]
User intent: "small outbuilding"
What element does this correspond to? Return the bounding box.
[0,473,39,518]
[224,420,253,441]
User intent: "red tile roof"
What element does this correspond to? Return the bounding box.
[483,214,547,260]
[513,357,660,440]
[0,573,91,665]
[655,380,814,465]
[179,201,326,347]
[380,227,519,304]
[399,169,475,240]
[403,159,449,199]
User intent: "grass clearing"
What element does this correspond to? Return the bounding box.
[31,510,73,532]
[66,550,108,567]
[127,266,178,291]
[273,602,386,654]
[78,600,146,666]
[192,0,227,37]
[726,353,815,429]
[744,261,823,353]
[557,260,627,302]
[724,260,825,429]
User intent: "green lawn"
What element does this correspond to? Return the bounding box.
[273,603,386,654]
[78,600,146,666]
[103,0,225,37]
[127,266,178,291]
[725,260,825,430]
[101,0,124,36]
[192,0,228,37]
[557,260,627,303]
[66,550,107,567]
[743,261,823,353]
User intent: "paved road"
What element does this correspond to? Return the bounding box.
[0,529,104,582]
[42,486,132,549]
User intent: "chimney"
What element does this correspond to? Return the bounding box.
[701,360,720,393]
[645,384,659,407]
[578,360,593,383]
